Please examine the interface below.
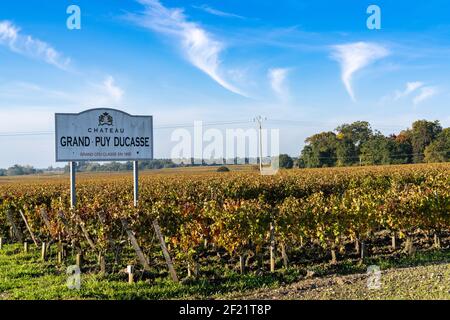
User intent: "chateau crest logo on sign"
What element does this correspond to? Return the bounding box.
[98,112,113,126]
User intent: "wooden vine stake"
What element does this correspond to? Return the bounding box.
[269,222,275,272]
[391,233,396,250]
[0,237,2,250]
[152,220,178,283]
[24,242,28,253]
[360,241,367,260]
[404,235,414,255]
[98,253,106,275]
[76,253,82,268]
[56,241,63,264]
[331,248,337,264]
[280,243,289,268]
[354,239,360,255]
[239,255,245,274]
[121,218,151,271]
[19,209,39,247]
[127,265,134,284]
[41,242,47,261]
[57,241,63,264]
[434,233,441,249]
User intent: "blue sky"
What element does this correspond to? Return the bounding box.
[0,0,449,167]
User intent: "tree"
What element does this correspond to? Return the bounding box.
[360,133,394,165]
[300,132,338,168]
[299,146,315,168]
[279,154,294,169]
[335,121,372,152]
[424,128,450,163]
[7,164,24,176]
[5,164,39,176]
[299,120,445,168]
[390,132,413,164]
[336,137,357,166]
[409,120,442,163]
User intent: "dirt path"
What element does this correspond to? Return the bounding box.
[222,263,450,300]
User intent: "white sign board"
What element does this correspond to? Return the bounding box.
[55,108,153,162]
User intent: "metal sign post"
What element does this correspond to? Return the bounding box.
[133,160,139,207]
[70,161,76,208]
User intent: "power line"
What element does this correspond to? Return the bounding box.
[0,131,54,137]
[154,119,254,129]
[0,117,441,137]
[309,151,449,160]
[0,119,255,137]
[268,119,408,130]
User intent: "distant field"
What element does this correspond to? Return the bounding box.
[0,162,444,183]
[0,164,256,184]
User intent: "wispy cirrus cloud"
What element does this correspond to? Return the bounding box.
[394,81,424,100]
[86,75,125,105]
[382,82,439,106]
[0,20,71,71]
[129,0,247,97]
[100,75,124,102]
[413,86,438,105]
[192,5,245,19]
[0,75,124,108]
[268,68,290,102]
[0,21,124,103]
[331,42,389,101]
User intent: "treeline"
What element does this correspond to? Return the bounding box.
[0,165,43,176]
[298,120,449,168]
[66,159,179,172]
[0,160,180,176]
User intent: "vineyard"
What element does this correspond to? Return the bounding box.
[0,163,449,297]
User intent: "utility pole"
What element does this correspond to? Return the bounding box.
[253,116,267,172]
